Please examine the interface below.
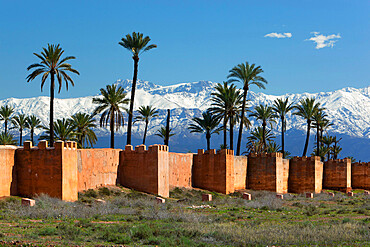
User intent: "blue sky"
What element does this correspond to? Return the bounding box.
[0,0,369,99]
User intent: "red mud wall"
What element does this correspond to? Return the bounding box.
[323,159,351,191]
[192,149,235,194]
[233,155,247,190]
[169,152,193,189]
[15,141,78,201]
[288,156,323,194]
[247,153,289,194]
[77,149,121,191]
[0,146,17,197]
[352,162,370,189]
[119,144,169,197]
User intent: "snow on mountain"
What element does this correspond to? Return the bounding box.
[1,79,369,141]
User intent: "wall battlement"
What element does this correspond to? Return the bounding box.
[249,152,283,158]
[292,156,321,162]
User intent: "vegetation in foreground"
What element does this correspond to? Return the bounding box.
[0,187,369,246]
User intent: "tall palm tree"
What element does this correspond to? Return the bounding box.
[11,113,28,145]
[209,82,244,150]
[188,111,222,150]
[155,126,175,144]
[92,84,129,148]
[227,62,268,155]
[119,32,157,146]
[250,104,277,151]
[134,105,159,145]
[70,113,97,148]
[312,109,327,156]
[0,132,17,145]
[273,98,294,158]
[26,115,43,145]
[294,97,321,156]
[26,44,79,147]
[40,118,76,142]
[0,105,14,134]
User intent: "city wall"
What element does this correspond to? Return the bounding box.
[192,149,235,194]
[352,162,370,189]
[1,142,369,200]
[323,159,351,192]
[247,153,289,194]
[288,156,323,194]
[15,141,78,201]
[0,146,17,197]
[168,152,193,189]
[119,144,170,197]
[77,148,121,191]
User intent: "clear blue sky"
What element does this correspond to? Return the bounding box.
[0,0,369,99]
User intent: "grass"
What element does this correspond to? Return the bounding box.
[0,187,369,246]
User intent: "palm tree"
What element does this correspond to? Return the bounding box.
[227,62,268,155]
[0,132,17,145]
[273,98,294,158]
[322,135,334,161]
[250,104,277,151]
[11,113,28,145]
[70,113,97,148]
[39,118,77,142]
[26,115,43,145]
[26,44,79,147]
[119,32,157,146]
[155,127,175,144]
[92,84,129,148]
[209,82,244,150]
[245,127,275,154]
[188,111,222,150]
[294,97,321,156]
[312,109,327,156]
[332,136,342,159]
[0,105,14,134]
[134,105,159,145]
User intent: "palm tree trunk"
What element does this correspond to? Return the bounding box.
[4,120,7,134]
[206,132,211,150]
[110,112,115,148]
[31,129,34,145]
[19,128,22,146]
[223,115,227,148]
[262,122,267,151]
[302,120,311,156]
[126,57,139,145]
[143,120,148,145]
[230,117,234,150]
[236,88,248,155]
[50,73,55,147]
[316,125,320,156]
[281,117,285,158]
[165,109,170,146]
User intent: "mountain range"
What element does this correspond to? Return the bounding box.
[1,79,369,161]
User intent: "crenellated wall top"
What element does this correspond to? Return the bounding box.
[292,156,321,162]
[22,140,78,151]
[248,152,283,158]
[123,144,169,153]
[196,148,234,156]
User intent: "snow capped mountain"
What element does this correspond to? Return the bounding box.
[1,79,369,159]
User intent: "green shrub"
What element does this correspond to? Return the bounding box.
[84,189,98,198]
[38,227,57,236]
